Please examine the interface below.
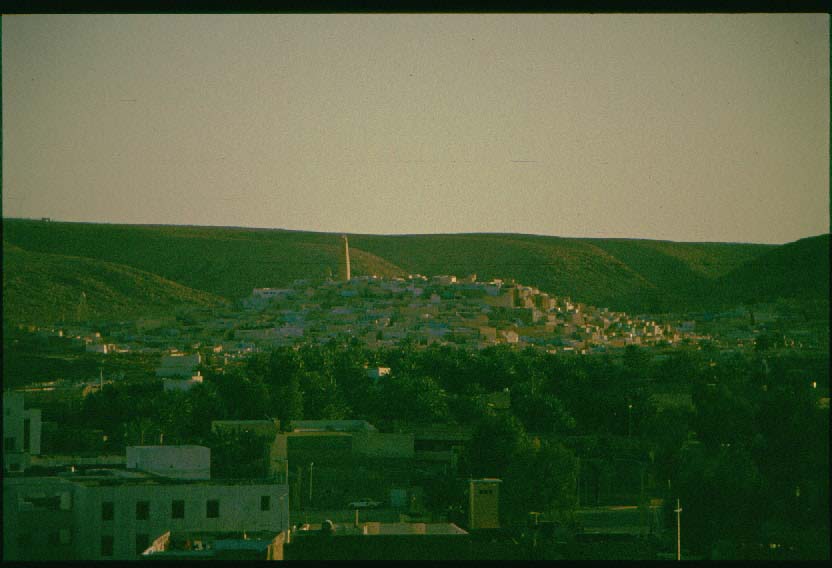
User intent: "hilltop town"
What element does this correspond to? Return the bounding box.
[9,265,824,388]
[5,254,829,561]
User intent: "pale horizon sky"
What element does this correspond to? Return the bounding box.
[2,14,829,244]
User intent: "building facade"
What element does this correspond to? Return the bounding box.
[4,472,290,561]
[468,478,501,530]
[4,445,289,561]
[3,391,42,473]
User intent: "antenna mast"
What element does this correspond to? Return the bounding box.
[675,498,682,561]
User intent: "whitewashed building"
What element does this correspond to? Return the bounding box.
[3,445,289,561]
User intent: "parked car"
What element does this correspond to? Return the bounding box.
[348,498,382,509]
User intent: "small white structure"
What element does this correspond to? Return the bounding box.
[156,353,201,378]
[251,288,292,301]
[433,275,457,286]
[126,445,211,480]
[245,288,294,309]
[366,367,391,384]
[500,330,520,344]
[162,374,204,392]
[85,343,110,354]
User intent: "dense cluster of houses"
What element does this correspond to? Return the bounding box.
[233,274,712,354]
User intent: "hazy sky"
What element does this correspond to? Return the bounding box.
[2,14,829,243]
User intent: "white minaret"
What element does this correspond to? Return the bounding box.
[342,235,351,281]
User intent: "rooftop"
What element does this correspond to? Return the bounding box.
[6,468,287,487]
[290,420,378,433]
[142,530,282,558]
[291,522,468,537]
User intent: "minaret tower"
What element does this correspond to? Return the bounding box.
[342,235,351,281]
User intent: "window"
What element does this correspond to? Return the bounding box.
[260,496,271,511]
[23,419,31,452]
[102,501,114,521]
[206,499,219,518]
[17,532,32,547]
[48,531,60,545]
[59,529,71,545]
[23,495,61,510]
[4,437,15,451]
[101,535,114,557]
[172,499,185,519]
[136,500,150,520]
[136,534,149,556]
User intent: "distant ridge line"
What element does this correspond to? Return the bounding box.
[3,217,816,246]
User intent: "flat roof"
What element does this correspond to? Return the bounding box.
[143,531,281,556]
[127,445,208,450]
[6,471,290,488]
[212,420,277,424]
[292,522,468,537]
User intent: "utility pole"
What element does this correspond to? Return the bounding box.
[675,498,682,561]
[308,462,314,506]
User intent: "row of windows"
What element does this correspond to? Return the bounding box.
[101,495,274,522]
[100,497,275,556]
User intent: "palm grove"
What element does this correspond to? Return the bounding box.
[48,340,829,557]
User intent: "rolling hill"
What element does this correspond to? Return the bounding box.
[712,234,830,306]
[2,218,826,325]
[2,242,226,324]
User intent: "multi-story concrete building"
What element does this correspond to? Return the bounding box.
[3,446,290,561]
[3,391,42,473]
[270,421,415,509]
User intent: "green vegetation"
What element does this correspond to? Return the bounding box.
[713,234,830,308]
[2,220,405,309]
[6,218,826,325]
[39,340,829,558]
[3,241,226,324]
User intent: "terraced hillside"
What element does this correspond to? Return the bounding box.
[4,218,825,324]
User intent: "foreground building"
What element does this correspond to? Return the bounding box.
[3,391,43,474]
[3,445,289,561]
[283,520,527,560]
[284,521,472,560]
[141,529,286,560]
